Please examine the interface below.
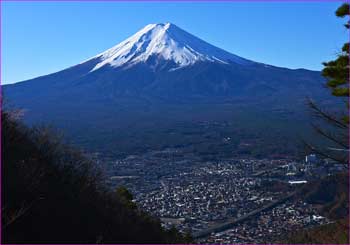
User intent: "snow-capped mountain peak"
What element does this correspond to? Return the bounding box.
[90,22,253,72]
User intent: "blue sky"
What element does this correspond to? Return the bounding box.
[1,1,348,84]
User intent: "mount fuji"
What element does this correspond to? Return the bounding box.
[88,22,253,71]
[3,23,328,157]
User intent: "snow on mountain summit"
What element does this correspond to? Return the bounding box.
[90,23,253,72]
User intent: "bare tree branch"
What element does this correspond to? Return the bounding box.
[311,123,349,149]
[307,98,348,129]
[3,197,44,229]
[302,139,349,167]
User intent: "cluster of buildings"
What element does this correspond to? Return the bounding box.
[135,161,283,234]
[200,200,329,243]
[89,149,342,243]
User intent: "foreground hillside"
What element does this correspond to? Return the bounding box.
[1,111,189,243]
[298,172,349,220]
[285,218,349,244]
[282,172,349,244]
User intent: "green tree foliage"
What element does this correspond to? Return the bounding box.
[1,111,189,243]
[307,3,349,164]
[322,3,350,102]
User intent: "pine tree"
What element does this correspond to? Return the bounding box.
[307,3,349,164]
[322,3,349,104]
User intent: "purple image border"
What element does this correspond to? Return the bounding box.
[0,0,349,245]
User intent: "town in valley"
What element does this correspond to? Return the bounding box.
[89,148,344,243]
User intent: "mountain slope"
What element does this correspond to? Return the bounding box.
[3,23,329,157]
[4,23,324,99]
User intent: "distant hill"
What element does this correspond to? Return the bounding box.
[3,23,330,157]
[1,111,190,243]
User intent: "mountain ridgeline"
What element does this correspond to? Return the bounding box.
[3,23,329,157]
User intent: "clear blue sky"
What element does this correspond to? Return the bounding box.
[1,1,348,84]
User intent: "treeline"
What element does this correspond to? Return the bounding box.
[1,111,190,243]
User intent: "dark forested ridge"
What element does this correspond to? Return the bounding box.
[1,111,190,244]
